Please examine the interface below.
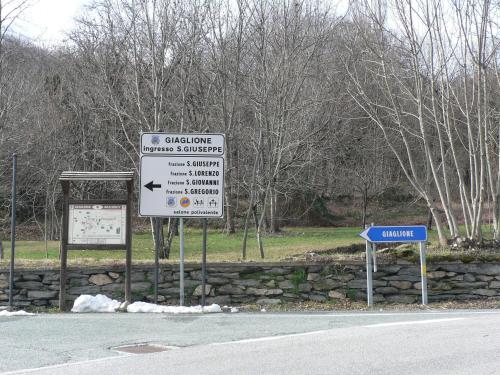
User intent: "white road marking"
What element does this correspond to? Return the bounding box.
[211,317,468,345]
[196,311,500,319]
[211,328,334,346]
[363,317,465,328]
[0,353,132,375]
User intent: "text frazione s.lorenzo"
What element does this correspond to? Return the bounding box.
[170,171,220,177]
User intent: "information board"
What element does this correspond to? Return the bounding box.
[139,133,225,218]
[68,204,127,245]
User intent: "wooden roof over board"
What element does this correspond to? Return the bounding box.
[59,171,134,181]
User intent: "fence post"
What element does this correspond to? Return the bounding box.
[8,154,17,311]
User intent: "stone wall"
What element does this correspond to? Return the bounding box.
[2,260,500,308]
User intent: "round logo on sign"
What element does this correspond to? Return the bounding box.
[151,134,160,145]
[180,197,190,208]
[167,196,176,207]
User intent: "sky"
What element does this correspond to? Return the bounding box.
[12,0,351,46]
[9,0,354,46]
[10,0,91,45]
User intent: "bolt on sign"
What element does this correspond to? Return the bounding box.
[139,133,225,218]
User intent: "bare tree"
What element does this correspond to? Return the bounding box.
[343,0,499,245]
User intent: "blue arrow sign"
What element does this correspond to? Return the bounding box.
[359,225,427,243]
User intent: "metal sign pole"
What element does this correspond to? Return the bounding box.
[201,218,208,306]
[365,240,373,307]
[179,218,185,306]
[125,180,133,305]
[419,241,428,305]
[9,154,17,311]
[154,218,160,304]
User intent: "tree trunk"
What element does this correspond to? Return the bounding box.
[151,217,158,252]
[154,217,164,260]
[241,204,253,260]
[44,195,48,259]
[224,187,236,234]
[269,186,280,233]
[495,192,500,240]
[241,137,261,259]
[429,203,447,246]
[161,218,177,259]
[253,205,265,259]
[427,208,433,230]
[361,187,368,229]
[224,141,236,234]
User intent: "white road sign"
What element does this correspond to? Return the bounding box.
[140,155,224,217]
[141,133,225,156]
[139,132,225,218]
[68,204,127,245]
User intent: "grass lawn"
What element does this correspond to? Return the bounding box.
[0,225,454,266]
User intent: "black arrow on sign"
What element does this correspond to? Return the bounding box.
[144,181,162,191]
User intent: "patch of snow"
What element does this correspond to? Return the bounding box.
[203,304,222,313]
[71,294,121,313]
[230,307,239,313]
[127,302,222,314]
[0,310,35,316]
[71,294,222,314]
[205,304,221,313]
[261,308,267,313]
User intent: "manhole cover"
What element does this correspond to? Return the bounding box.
[112,344,173,354]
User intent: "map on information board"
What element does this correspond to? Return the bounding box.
[68,204,127,245]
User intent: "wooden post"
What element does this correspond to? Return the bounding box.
[59,181,70,311]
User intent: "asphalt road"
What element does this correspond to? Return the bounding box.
[1,310,500,374]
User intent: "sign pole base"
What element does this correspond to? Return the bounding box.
[179,218,185,306]
[201,218,208,307]
[365,240,373,307]
[419,241,428,305]
[154,218,160,305]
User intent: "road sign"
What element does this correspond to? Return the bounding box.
[359,225,427,243]
[141,133,225,156]
[359,224,429,307]
[139,132,225,306]
[139,155,224,218]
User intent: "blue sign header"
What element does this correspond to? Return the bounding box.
[359,225,427,243]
